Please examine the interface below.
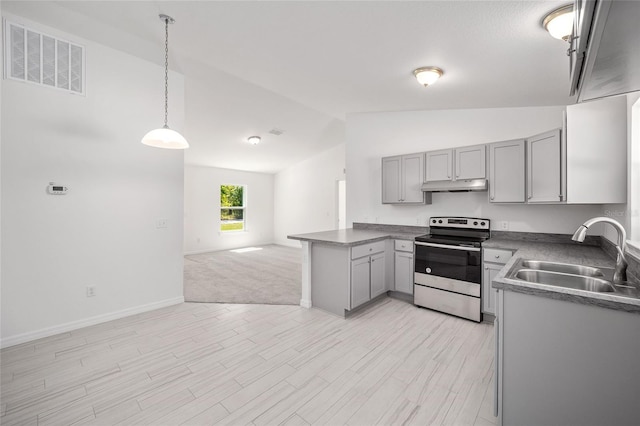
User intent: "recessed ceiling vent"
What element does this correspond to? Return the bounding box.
[268,128,284,136]
[4,19,85,95]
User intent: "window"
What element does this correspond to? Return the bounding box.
[220,184,246,232]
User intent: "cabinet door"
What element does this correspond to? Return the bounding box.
[489,139,525,203]
[483,262,502,314]
[401,153,425,203]
[381,156,401,204]
[455,145,486,180]
[527,129,562,203]
[370,253,387,298]
[566,95,627,203]
[394,252,414,294]
[425,149,452,182]
[351,256,371,308]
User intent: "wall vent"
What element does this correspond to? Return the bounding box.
[3,19,85,95]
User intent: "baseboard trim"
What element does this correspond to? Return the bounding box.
[300,299,312,309]
[0,296,184,349]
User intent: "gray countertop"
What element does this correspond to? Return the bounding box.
[287,228,423,246]
[487,237,640,314]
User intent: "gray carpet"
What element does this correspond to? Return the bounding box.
[184,244,302,305]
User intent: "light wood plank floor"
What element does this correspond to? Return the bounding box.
[0,297,496,425]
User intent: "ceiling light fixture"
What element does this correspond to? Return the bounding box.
[413,67,443,87]
[542,4,574,41]
[141,14,189,150]
[247,136,261,145]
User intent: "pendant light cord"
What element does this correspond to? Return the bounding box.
[164,16,169,128]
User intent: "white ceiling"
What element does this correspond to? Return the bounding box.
[2,1,575,173]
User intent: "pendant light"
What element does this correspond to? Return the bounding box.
[141,14,189,149]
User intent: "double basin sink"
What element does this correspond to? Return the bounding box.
[508,259,638,298]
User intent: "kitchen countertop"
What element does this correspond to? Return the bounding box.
[287,228,423,246]
[486,237,640,314]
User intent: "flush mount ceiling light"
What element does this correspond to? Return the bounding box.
[542,4,574,41]
[413,67,443,87]
[247,136,261,145]
[141,14,189,150]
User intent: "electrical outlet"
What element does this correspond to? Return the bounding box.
[156,218,167,228]
[499,221,509,230]
[86,286,96,297]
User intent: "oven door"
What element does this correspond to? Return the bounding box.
[414,241,482,284]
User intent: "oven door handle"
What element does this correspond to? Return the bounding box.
[414,241,481,252]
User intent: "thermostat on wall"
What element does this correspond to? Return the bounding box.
[47,182,69,195]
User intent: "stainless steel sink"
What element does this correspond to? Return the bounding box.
[514,269,615,293]
[521,260,604,277]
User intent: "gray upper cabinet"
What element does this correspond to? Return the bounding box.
[425,145,485,182]
[382,156,401,203]
[425,149,452,181]
[527,129,562,203]
[381,153,427,204]
[565,96,627,204]
[572,0,640,101]
[455,145,486,180]
[488,139,525,203]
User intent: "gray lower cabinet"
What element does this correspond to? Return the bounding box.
[310,240,387,317]
[394,252,414,294]
[482,263,501,315]
[482,248,512,315]
[350,256,371,308]
[370,253,386,298]
[350,243,386,310]
[496,290,640,425]
[394,239,414,295]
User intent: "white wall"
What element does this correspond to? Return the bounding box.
[1,15,185,347]
[274,144,346,246]
[346,106,604,234]
[184,165,274,254]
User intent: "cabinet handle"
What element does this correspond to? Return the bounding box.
[528,195,532,200]
[369,248,373,251]
[490,196,495,201]
[485,267,489,270]
[495,255,500,259]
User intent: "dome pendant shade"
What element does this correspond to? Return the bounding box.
[141,126,189,149]
[142,14,189,150]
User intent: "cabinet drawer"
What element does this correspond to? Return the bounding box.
[394,239,413,252]
[351,240,386,259]
[483,248,513,265]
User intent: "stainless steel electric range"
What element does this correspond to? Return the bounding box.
[414,217,490,322]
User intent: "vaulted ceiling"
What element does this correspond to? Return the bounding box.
[2,1,575,173]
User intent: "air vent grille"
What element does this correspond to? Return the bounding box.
[4,19,85,94]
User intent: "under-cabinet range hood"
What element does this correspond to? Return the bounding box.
[421,179,487,193]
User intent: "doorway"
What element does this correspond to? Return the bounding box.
[337,179,346,229]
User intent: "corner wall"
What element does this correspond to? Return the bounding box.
[274,144,346,246]
[346,106,604,234]
[183,165,274,254]
[0,16,185,347]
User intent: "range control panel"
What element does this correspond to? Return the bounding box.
[429,217,490,230]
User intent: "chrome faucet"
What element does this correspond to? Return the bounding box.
[571,217,628,284]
